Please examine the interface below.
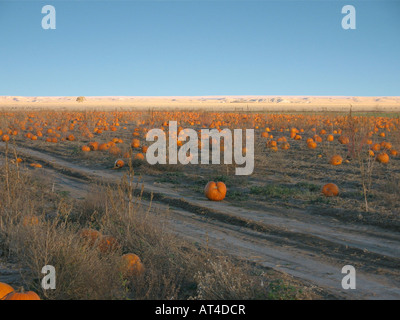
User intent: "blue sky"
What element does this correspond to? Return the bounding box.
[0,0,399,96]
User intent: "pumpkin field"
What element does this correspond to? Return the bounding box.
[1,108,400,300]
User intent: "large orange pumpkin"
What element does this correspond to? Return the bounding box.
[88,141,99,151]
[98,143,110,151]
[204,181,227,201]
[322,183,339,197]
[0,282,14,300]
[4,290,40,300]
[376,153,389,164]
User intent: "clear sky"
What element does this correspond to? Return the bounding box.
[0,0,399,96]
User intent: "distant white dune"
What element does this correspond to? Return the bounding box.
[0,95,399,112]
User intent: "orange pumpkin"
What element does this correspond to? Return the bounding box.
[98,143,110,151]
[280,142,290,150]
[88,141,99,151]
[204,181,227,201]
[141,146,148,153]
[338,136,349,145]
[329,155,343,166]
[114,159,125,169]
[131,139,140,148]
[380,141,392,150]
[313,135,322,143]
[0,282,14,300]
[134,153,145,160]
[371,143,381,152]
[307,141,317,149]
[120,253,145,277]
[368,150,375,157]
[4,289,40,300]
[322,183,339,197]
[376,153,389,164]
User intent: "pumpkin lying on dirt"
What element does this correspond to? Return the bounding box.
[204,181,227,201]
[0,282,14,300]
[376,152,389,164]
[114,159,125,169]
[322,183,339,197]
[3,288,40,300]
[330,155,343,166]
[134,153,145,161]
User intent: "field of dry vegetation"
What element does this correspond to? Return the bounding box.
[1,108,399,300]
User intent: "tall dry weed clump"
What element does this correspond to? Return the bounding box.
[341,110,376,212]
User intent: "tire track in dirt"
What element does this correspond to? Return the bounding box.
[2,143,400,299]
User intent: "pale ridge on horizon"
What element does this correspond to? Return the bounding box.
[1,95,399,112]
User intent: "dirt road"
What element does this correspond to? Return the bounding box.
[1,143,400,300]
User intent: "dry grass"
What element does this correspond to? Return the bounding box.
[0,148,305,300]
